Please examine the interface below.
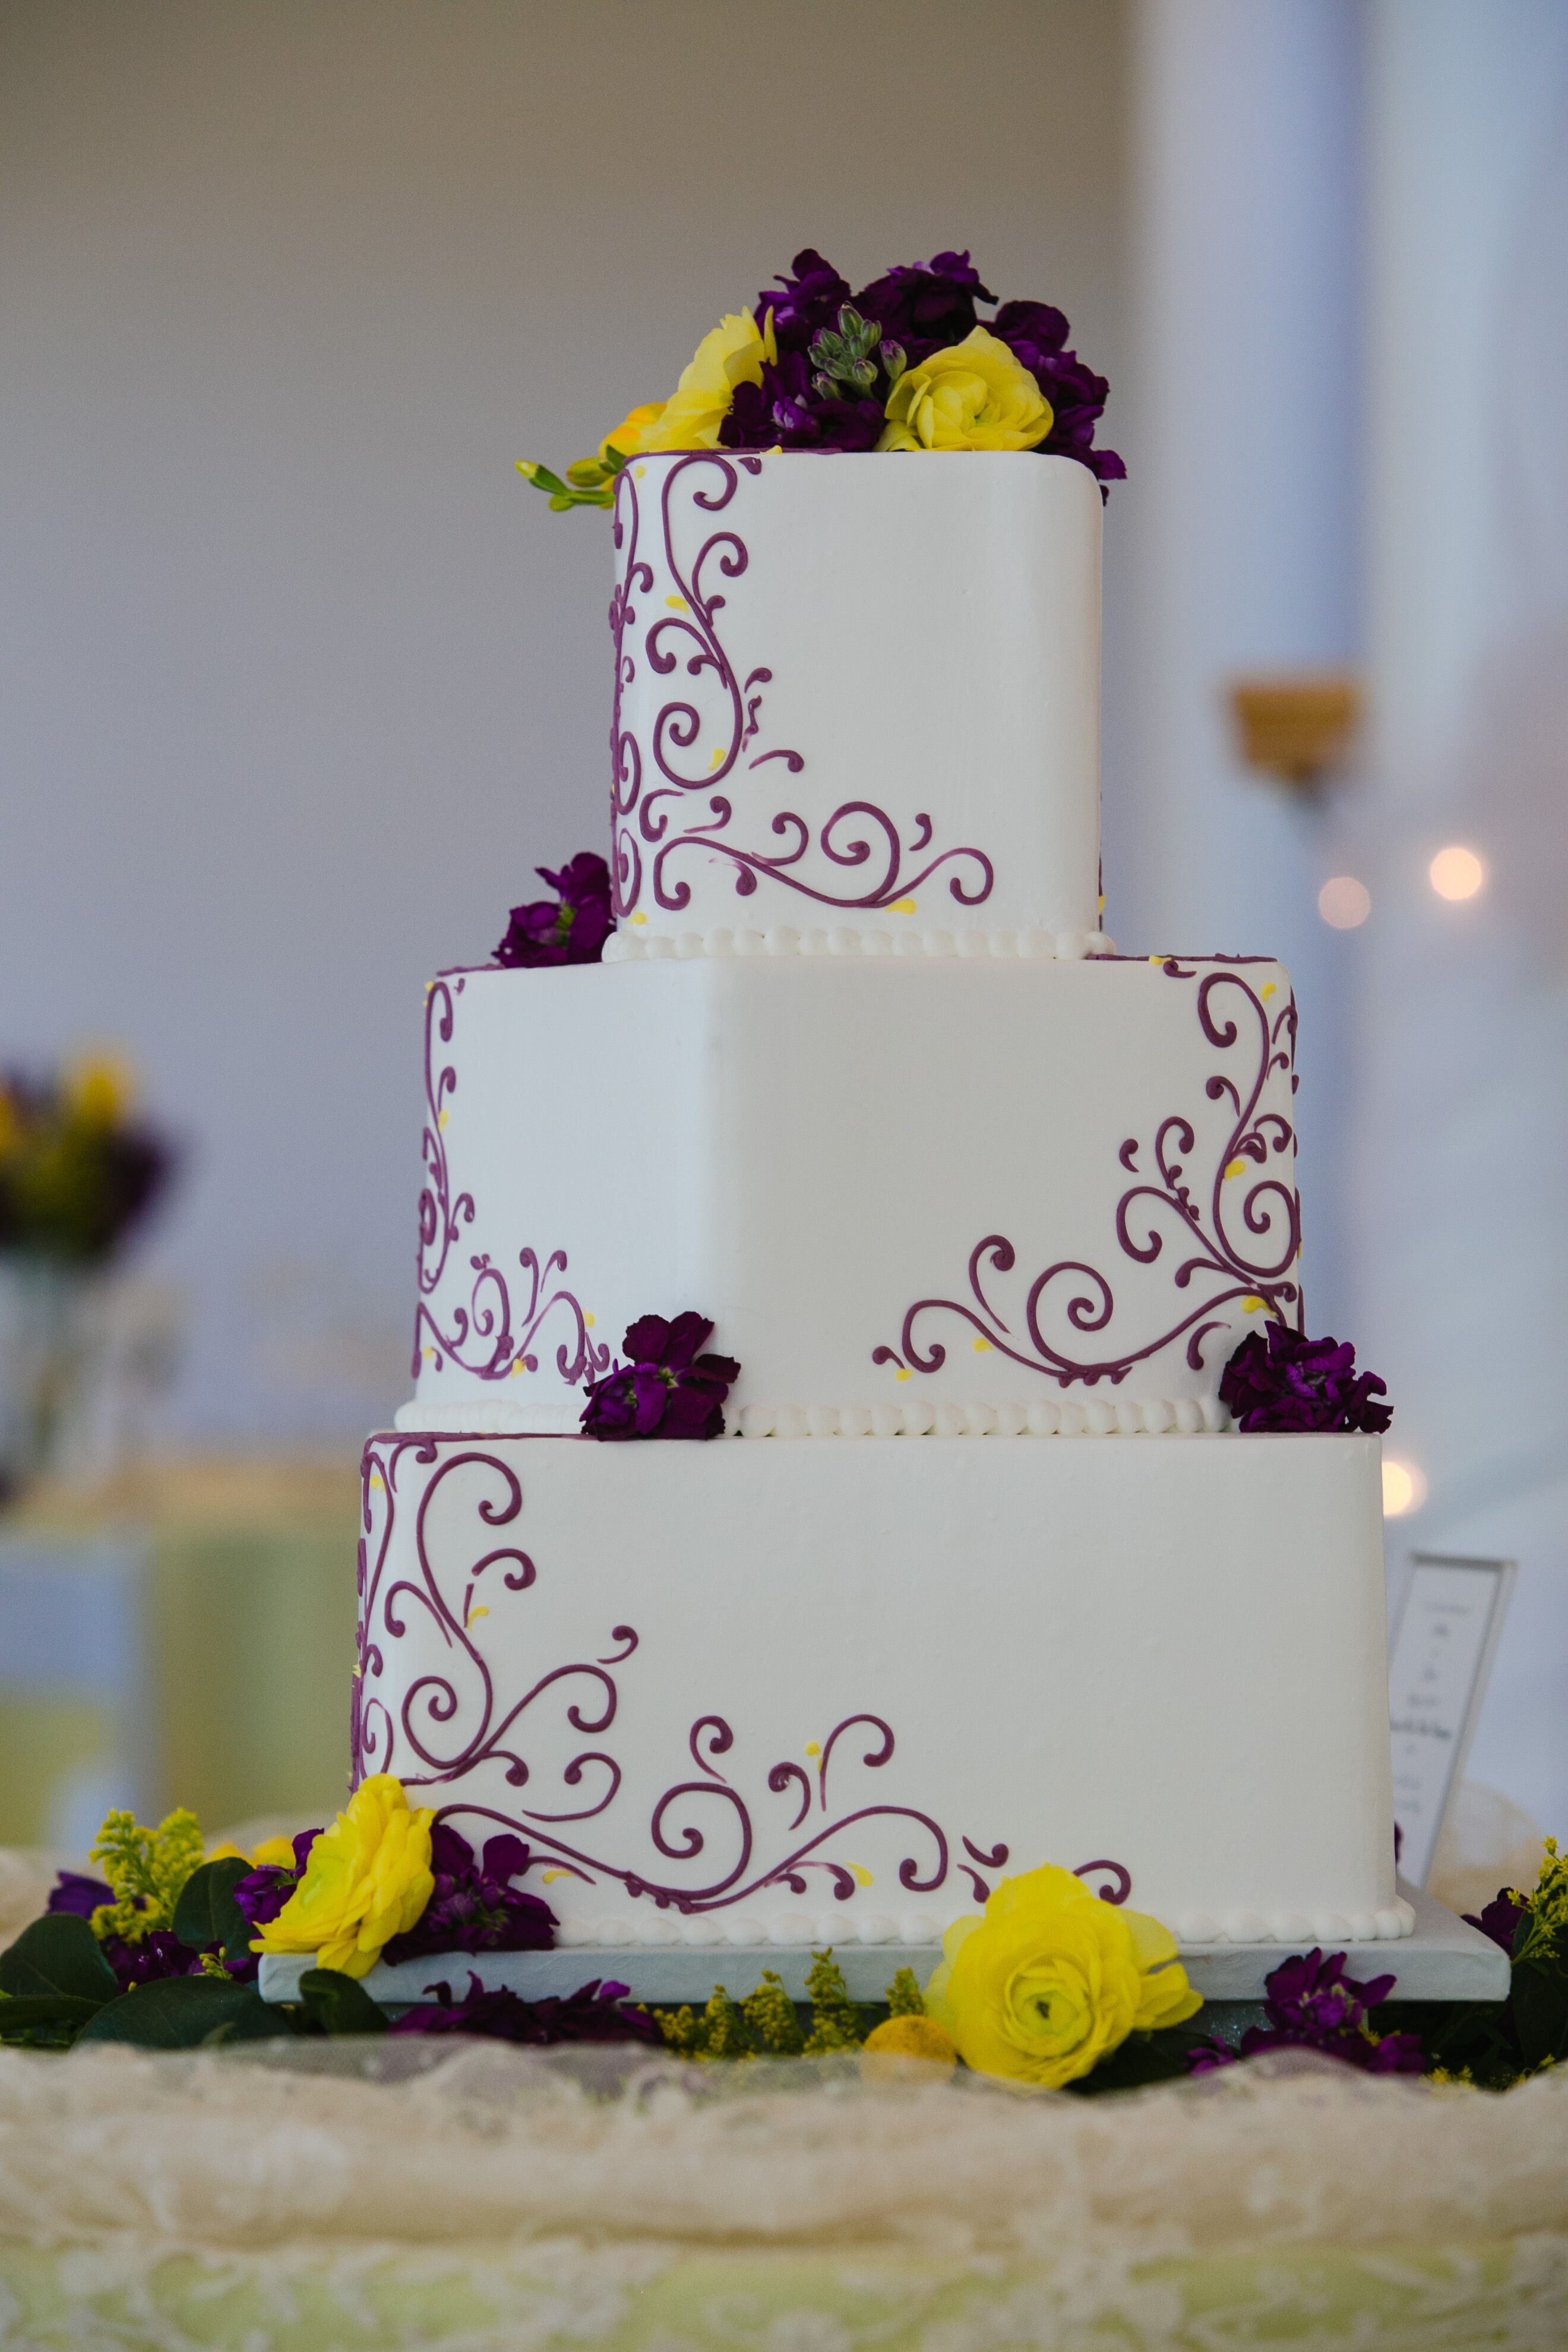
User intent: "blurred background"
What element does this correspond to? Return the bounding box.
[1,0,1564,1855]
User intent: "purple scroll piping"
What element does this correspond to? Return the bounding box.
[410,977,609,1387]
[609,454,994,921]
[352,1443,1127,1919]
[873,962,1303,1388]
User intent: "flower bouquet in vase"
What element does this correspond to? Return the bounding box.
[0,1057,176,1500]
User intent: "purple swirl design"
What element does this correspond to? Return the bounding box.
[873,963,1303,1389]
[609,456,994,922]
[356,1440,1102,1920]
[410,978,609,1388]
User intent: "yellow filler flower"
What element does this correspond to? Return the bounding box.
[878,326,1052,453]
[925,1862,1200,2088]
[251,1775,435,1979]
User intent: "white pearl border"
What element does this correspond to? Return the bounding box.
[734,1398,1230,1438]
[604,925,1118,963]
[551,1895,1417,1949]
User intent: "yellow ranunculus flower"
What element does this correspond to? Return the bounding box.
[924,1862,1201,2089]
[251,1775,435,1980]
[878,327,1053,454]
[634,307,778,453]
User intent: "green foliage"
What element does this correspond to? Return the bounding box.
[77,1976,283,2050]
[1063,2025,1215,2096]
[808,305,904,400]
[517,448,625,513]
[88,1808,206,1943]
[172,1858,254,1968]
[885,1967,926,2018]
[0,1913,119,2008]
[802,1949,871,2054]
[297,1968,390,2037]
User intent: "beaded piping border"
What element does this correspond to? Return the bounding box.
[603,925,1118,963]
[393,1396,1234,1438]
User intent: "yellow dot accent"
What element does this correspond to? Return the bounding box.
[466,1604,489,1625]
[1262,982,1277,999]
[634,465,646,479]
[1149,953,1166,964]
[890,896,918,916]
[631,911,647,925]
[1224,1158,1247,1178]
[423,1346,435,1361]
[542,1869,572,1883]
[805,1741,821,1758]
[665,595,690,613]
[894,1367,912,1383]
[510,1360,524,1376]
[973,1337,993,1353]
[369,1473,384,1493]
[584,1312,596,1328]
[438,1109,448,1130]
[1242,1295,1266,1313]
[709,745,725,771]
[848,1863,874,1888]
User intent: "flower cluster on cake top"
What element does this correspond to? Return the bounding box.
[1221,1323,1392,1435]
[519,248,1124,511]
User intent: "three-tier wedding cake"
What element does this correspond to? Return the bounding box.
[354,260,1407,1963]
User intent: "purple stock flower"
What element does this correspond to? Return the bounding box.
[1220,1323,1393,1436]
[494,852,614,969]
[233,1829,320,1933]
[853,249,995,359]
[381,1825,557,1965]
[580,1312,739,1442]
[722,350,886,455]
[388,1971,663,2047]
[1465,1888,1528,1956]
[1189,1948,1424,2076]
[991,301,1126,491]
[754,247,852,355]
[47,1871,113,1921]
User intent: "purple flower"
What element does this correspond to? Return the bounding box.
[991,301,1126,492]
[381,1825,556,1965]
[853,250,995,359]
[1220,1324,1393,1435]
[722,350,886,455]
[388,1971,663,2046]
[753,248,853,356]
[494,853,613,969]
[580,1312,740,1442]
[233,1829,320,1931]
[100,1928,207,1991]
[1465,1888,1528,1956]
[1188,1948,1424,2076]
[47,1870,113,1921]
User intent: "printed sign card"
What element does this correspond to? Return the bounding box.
[1390,1553,1516,1888]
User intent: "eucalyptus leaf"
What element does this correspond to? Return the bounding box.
[298,1968,390,2037]
[77,1976,287,2050]
[0,1913,119,2006]
[172,1857,254,1962]
[0,1993,103,2043]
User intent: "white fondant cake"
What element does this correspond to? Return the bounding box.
[366,431,1402,1950]
[406,955,1301,1436]
[609,452,1102,947]
[356,1433,1408,1948]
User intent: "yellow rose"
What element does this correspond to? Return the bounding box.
[878,327,1053,454]
[924,1863,1201,2089]
[251,1775,435,1980]
[634,307,777,453]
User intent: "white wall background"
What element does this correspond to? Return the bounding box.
[0,0,1128,1444]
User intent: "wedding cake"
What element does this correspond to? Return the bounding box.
[355,252,1408,1961]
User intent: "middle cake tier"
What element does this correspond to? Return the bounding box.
[404,952,1302,1434]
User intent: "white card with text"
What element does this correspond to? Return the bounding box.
[1390,1553,1516,1888]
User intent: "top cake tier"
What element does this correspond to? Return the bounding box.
[606,450,1106,956]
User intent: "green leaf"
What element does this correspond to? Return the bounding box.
[518,461,570,498]
[298,1967,390,2037]
[1512,1959,1568,2071]
[1066,2024,1214,2095]
[0,1913,119,2006]
[172,1857,254,1962]
[0,1993,103,2044]
[77,1976,286,2049]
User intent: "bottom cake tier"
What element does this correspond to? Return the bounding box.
[354,1430,1410,1950]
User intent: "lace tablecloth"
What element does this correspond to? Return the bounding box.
[0,2037,1564,2351]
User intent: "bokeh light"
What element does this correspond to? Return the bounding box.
[1429,845,1485,901]
[1382,1459,1428,1517]
[1318,875,1371,929]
